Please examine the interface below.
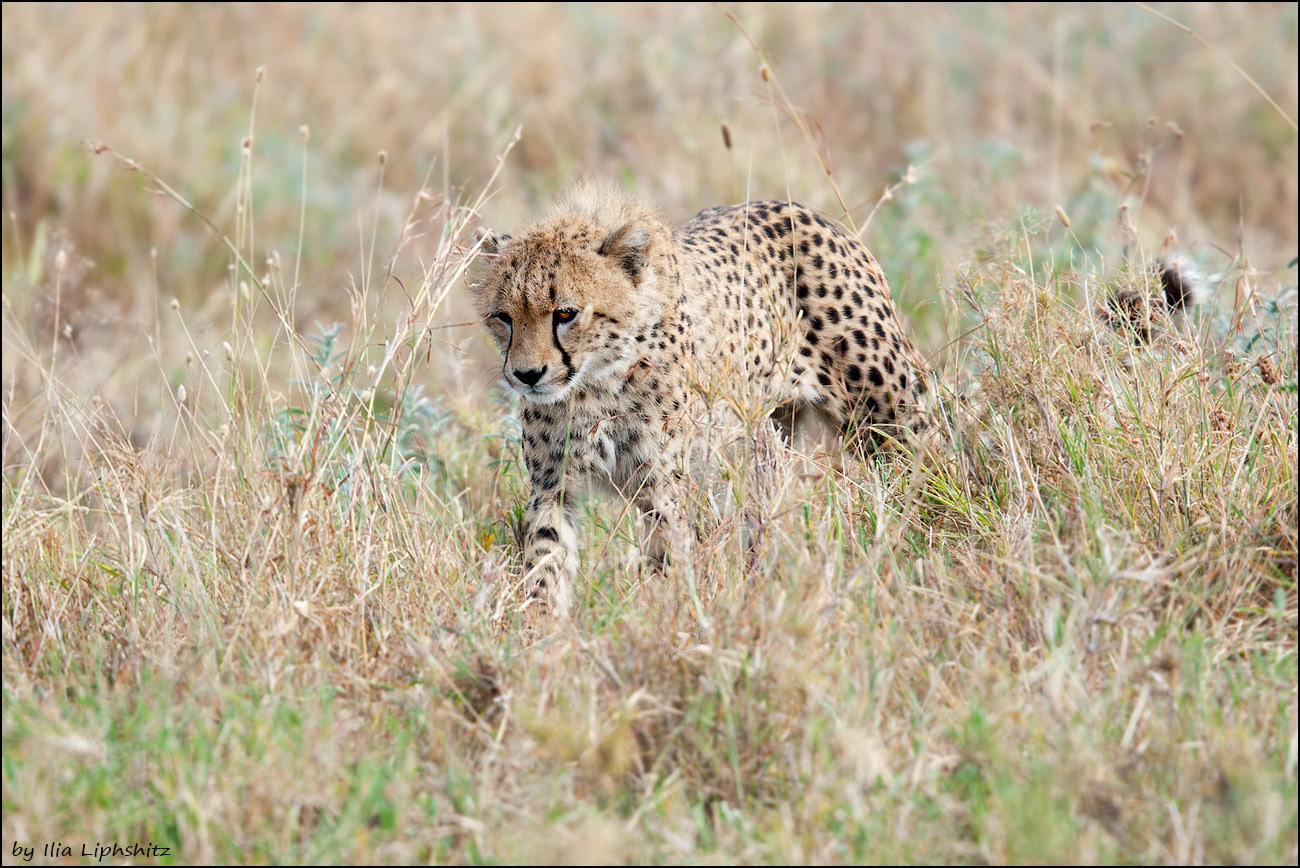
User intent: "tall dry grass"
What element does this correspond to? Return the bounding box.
[2,3,1297,864]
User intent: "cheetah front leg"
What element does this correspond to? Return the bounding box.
[521,490,578,617]
[636,477,690,573]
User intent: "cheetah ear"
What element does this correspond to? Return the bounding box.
[597,222,651,283]
[474,226,511,256]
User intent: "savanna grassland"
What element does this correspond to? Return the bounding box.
[2,3,1297,864]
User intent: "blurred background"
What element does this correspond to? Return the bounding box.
[3,2,1297,440]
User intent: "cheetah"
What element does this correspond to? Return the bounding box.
[470,183,930,616]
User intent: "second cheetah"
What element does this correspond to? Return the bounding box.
[470,183,930,616]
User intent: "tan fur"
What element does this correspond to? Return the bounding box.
[471,184,930,616]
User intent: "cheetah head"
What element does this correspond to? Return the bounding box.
[469,215,666,405]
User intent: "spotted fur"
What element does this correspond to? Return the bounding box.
[470,184,930,616]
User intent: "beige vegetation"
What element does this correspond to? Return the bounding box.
[2,3,1297,864]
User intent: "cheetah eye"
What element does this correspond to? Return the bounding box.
[553,307,580,324]
[492,311,512,326]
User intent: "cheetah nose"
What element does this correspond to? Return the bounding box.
[514,366,547,387]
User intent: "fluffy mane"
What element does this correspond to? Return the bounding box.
[546,179,664,237]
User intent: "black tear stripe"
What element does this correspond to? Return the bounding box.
[552,320,575,380]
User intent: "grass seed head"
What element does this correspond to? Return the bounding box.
[1258,355,1282,385]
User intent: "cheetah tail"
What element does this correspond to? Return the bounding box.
[1155,257,1211,312]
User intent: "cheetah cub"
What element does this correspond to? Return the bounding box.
[470,183,929,616]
